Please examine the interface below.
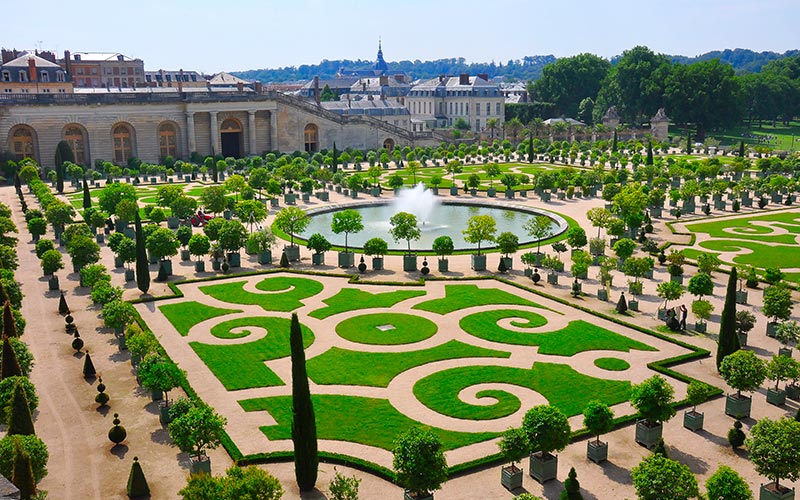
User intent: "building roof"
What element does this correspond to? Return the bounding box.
[300,77,359,91]
[543,117,586,127]
[208,72,249,85]
[411,74,494,90]
[2,52,62,68]
[72,52,140,62]
[322,98,409,116]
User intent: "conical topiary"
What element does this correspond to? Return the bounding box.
[0,281,9,307]
[58,291,69,315]
[2,301,16,338]
[616,292,628,313]
[126,456,150,498]
[108,413,127,445]
[83,351,96,378]
[1,335,23,379]
[280,251,289,268]
[155,261,168,282]
[7,379,35,436]
[652,437,668,458]
[560,466,584,500]
[11,442,36,500]
[498,257,508,273]
[95,376,109,406]
[71,331,84,352]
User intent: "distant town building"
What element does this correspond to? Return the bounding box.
[60,51,144,88]
[322,98,410,130]
[406,73,505,132]
[144,69,205,88]
[1,51,72,94]
[500,82,529,104]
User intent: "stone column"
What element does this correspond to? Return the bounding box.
[248,110,257,156]
[186,111,196,154]
[209,111,220,155]
[269,111,278,152]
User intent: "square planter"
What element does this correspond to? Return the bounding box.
[403,491,433,500]
[736,290,748,305]
[767,322,779,337]
[670,274,684,284]
[301,193,311,202]
[283,193,296,205]
[114,256,124,268]
[725,393,752,419]
[148,253,158,265]
[635,420,663,449]
[501,465,523,491]
[95,233,104,244]
[694,322,707,333]
[180,249,191,261]
[211,260,221,271]
[270,198,279,208]
[284,245,300,262]
[546,273,558,285]
[505,190,515,199]
[167,217,180,229]
[739,332,748,346]
[487,188,496,198]
[48,276,59,291]
[785,384,800,401]
[159,402,173,425]
[450,186,459,196]
[586,440,608,464]
[779,347,793,358]
[317,191,329,201]
[190,455,211,475]
[195,261,205,272]
[124,269,135,282]
[528,452,558,483]
[338,252,355,268]
[403,255,417,272]
[760,483,795,500]
[683,410,704,431]
[500,257,513,270]
[312,253,325,265]
[524,268,532,277]
[117,333,127,351]
[372,257,384,271]
[767,388,786,406]
[597,288,608,302]
[150,389,163,401]
[628,299,639,311]
[438,259,449,272]
[258,251,272,265]
[471,254,487,271]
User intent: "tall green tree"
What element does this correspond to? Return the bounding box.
[717,267,741,370]
[82,176,92,210]
[533,53,610,118]
[54,140,74,194]
[290,312,317,492]
[134,213,150,294]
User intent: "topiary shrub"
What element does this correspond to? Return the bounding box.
[83,351,96,378]
[728,420,745,449]
[560,466,584,500]
[108,413,127,445]
[126,456,150,498]
[0,376,37,421]
[95,376,109,406]
[0,434,48,482]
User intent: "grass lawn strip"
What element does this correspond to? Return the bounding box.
[189,317,314,390]
[239,394,499,451]
[697,239,800,268]
[685,211,800,244]
[594,357,631,371]
[307,340,510,387]
[309,288,427,319]
[335,313,437,345]
[459,311,656,355]
[199,276,324,311]
[412,362,631,420]
[158,301,242,336]
[413,284,543,315]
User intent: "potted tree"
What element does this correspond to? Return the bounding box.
[445,160,462,196]
[583,400,614,463]
[720,349,766,419]
[521,252,536,278]
[116,237,136,282]
[66,234,101,275]
[764,285,793,337]
[498,427,528,490]
[656,281,685,321]
[175,225,193,261]
[107,232,127,268]
[736,310,756,347]
[596,256,616,301]
[138,354,185,423]
[747,416,800,500]
[188,233,211,272]
[484,163,500,197]
[775,320,800,358]
[27,217,47,243]
[683,380,711,431]
[146,227,179,276]
[363,237,388,271]
[331,209,363,268]
[392,427,448,500]
[612,238,637,271]
[570,250,592,288]
[463,214,496,271]
[666,250,686,284]
[522,405,571,483]
[40,248,64,291]
[102,298,136,337]
[432,235,454,273]
[274,206,310,262]
[496,231,519,271]
[390,212,421,272]
[766,355,799,407]
[307,233,331,265]
[631,375,676,449]
[543,255,561,285]
[169,194,197,228]
[624,256,653,299]
[218,220,247,268]
[524,215,555,266]
[248,228,276,265]
[691,299,713,333]
[168,402,227,475]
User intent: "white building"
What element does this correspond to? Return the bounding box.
[406,73,504,132]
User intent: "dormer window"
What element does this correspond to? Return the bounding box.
[18,70,27,82]
[40,71,49,82]
[1,71,10,82]
[56,71,65,82]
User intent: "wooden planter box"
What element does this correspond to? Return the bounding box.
[505,190,515,199]
[779,347,793,358]
[450,186,459,196]
[180,249,190,261]
[167,217,180,229]
[438,259,449,272]
[159,401,173,425]
[114,256,124,268]
[258,251,272,265]
[190,455,211,475]
[501,465,523,491]
[487,188,496,198]
[767,388,786,406]
[725,393,752,419]
[760,483,795,500]
[338,252,355,268]
[372,257,384,271]
[546,273,558,285]
[683,410,704,431]
[195,261,206,272]
[500,257,513,271]
[471,254,486,271]
[586,440,608,464]
[736,290,748,304]
[786,383,800,401]
[528,452,558,483]
[403,255,417,272]
[597,289,609,302]
[312,253,325,265]
[226,253,241,268]
[695,322,707,333]
[124,269,135,282]
[317,191,329,201]
[635,420,663,449]
[628,299,639,312]
[150,389,163,401]
[283,193,296,205]
[739,332,748,346]
[284,245,300,262]
[767,322,779,337]
[48,276,59,291]
[670,274,684,284]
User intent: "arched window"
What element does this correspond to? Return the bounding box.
[64,126,87,165]
[220,118,242,133]
[383,138,395,152]
[304,124,318,153]
[158,122,178,159]
[10,127,35,161]
[112,124,133,164]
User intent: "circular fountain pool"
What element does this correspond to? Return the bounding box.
[300,186,568,252]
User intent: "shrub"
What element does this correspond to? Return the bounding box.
[0,434,48,482]
[90,281,123,305]
[728,420,746,448]
[0,376,37,421]
[34,239,55,259]
[720,350,766,397]
[40,249,64,276]
[630,375,676,425]
[102,300,137,330]
[79,263,110,288]
[705,465,753,500]
[631,454,699,500]
[392,427,448,497]
[0,338,34,377]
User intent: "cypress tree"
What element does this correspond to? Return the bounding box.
[652,437,669,458]
[11,444,36,500]
[528,130,534,163]
[58,291,69,315]
[280,251,290,268]
[83,176,92,210]
[1,335,23,379]
[0,282,8,310]
[646,142,654,166]
[331,141,338,174]
[54,140,73,195]
[126,456,150,498]
[83,351,96,378]
[134,213,150,294]
[686,133,692,154]
[716,267,741,370]
[290,312,317,491]
[612,130,618,152]
[3,301,17,338]
[7,379,35,436]
[738,140,745,158]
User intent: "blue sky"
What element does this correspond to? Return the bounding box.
[6,0,796,73]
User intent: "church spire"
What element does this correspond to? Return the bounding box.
[374,38,388,74]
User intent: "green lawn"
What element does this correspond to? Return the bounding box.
[698,239,800,269]
[307,340,510,387]
[158,301,241,336]
[309,288,426,319]
[413,362,632,419]
[413,284,543,315]
[335,313,438,345]
[715,121,800,151]
[459,311,655,356]
[189,317,314,390]
[594,357,631,371]
[685,212,800,244]
[239,394,499,451]
[199,276,324,311]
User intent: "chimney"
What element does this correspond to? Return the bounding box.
[74,53,81,61]
[117,54,124,61]
[254,81,263,93]
[64,50,72,77]
[379,75,388,86]
[236,81,244,92]
[313,76,320,105]
[178,69,184,92]
[459,73,469,85]
[28,57,37,82]
[439,74,446,83]
[394,74,404,83]
[477,73,489,82]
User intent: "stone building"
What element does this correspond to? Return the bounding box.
[650,108,669,141]
[0,87,435,168]
[60,51,145,89]
[144,69,205,89]
[602,106,620,130]
[1,52,72,94]
[406,73,505,133]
